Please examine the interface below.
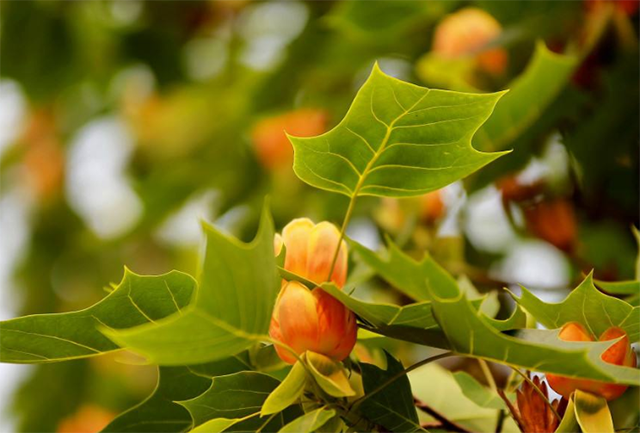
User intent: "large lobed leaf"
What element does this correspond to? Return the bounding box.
[513,273,640,342]
[179,371,301,432]
[345,240,640,385]
[289,63,508,198]
[103,355,251,433]
[103,207,280,365]
[0,270,195,363]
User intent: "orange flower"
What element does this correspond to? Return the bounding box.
[420,190,445,224]
[546,322,637,401]
[523,199,577,252]
[270,219,356,364]
[57,405,115,433]
[252,109,327,170]
[273,218,347,287]
[503,375,566,433]
[433,7,507,76]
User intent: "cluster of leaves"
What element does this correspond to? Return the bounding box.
[2,62,638,433]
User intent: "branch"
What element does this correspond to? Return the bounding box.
[414,397,472,433]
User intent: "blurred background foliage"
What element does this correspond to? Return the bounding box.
[0,1,638,432]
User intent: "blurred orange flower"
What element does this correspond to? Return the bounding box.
[523,199,577,252]
[270,218,356,364]
[433,7,507,76]
[56,405,115,433]
[546,322,637,401]
[252,109,327,170]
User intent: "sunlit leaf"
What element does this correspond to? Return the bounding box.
[555,397,578,433]
[103,207,279,365]
[261,361,307,416]
[289,63,507,198]
[452,371,507,410]
[0,270,195,363]
[305,352,355,398]
[279,407,336,433]
[574,389,614,433]
[410,363,520,433]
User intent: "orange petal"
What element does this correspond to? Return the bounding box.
[281,218,314,277]
[274,233,284,257]
[306,222,347,287]
[277,281,319,358]
[313,288,356,360]
[558,322,593,342]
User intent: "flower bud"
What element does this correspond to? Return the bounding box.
[547,323,637,400]
[523,199,577,252]
[270,281,357,364]
[252,109,327,170]
[433,8,507,76]
[274,218,347,287]
[270,218,355,364]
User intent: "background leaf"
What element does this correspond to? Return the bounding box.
[451,371,508,410]
[290,63,507,198]
[103,208,279,365]
[359,351,425,433]
[0,270,195,363]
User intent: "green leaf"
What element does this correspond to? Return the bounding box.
[278,407,336,433]
[262,361,307,416]
[0,270,195,363]
[594,279,640,295]
[179,371,279,426]
[289,63,507,198]
[103,207,280,365]
[430,291,640,385]
[320,283,455,349]
[190,418,239,433]
[305,352,355,398]
[512,273,640,342]
[326,1,451,42]
[555,397,579,433]
[451,371,507,410]
[410,363,519,433]
[349,237,459,301]
[103,368,210,433]
[473,41,578,153]
[103,354,250,433]
[359,351,425,432]
[574,390,615,433]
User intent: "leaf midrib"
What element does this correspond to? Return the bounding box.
[350,90,430,199]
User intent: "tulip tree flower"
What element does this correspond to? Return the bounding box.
[546,322,637,401]
[269,218,357,364]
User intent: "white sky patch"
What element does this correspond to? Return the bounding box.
[463,186,518,254]
[156,190,219,248]
[66,116,143,239]
[0,80,26,160]
[237,1,308,71]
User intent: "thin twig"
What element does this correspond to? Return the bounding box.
[350,351,453,411]
[414,398,472,433]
